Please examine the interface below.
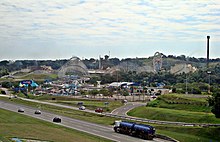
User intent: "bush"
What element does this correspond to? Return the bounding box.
[147,101,159,107]
[209,93,220,118]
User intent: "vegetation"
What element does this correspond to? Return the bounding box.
[31,94,123,112]
[208,93,220,118]
[0,108,112,142]
[128,106,220,124]
[155,125,220,142]
[0,66,8,77]
[1,96,219,142]
[147,94,210,112]
[128,94,220,123]
[88,64,220,96]
[0,96,117,126]
[1,55,220,95]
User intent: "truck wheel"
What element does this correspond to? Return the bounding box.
[116,128,120,133]
[147,135,153,140]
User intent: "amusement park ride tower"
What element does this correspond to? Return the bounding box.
[153,52,163,73]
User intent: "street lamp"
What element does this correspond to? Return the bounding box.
[185,76,188,94]
[116,69,120,100]
[207,71,211,94]
[143,81,146,102]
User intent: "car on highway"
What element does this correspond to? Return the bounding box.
[122,99,128,103]
[95,108,103,113]
[18,108,24,113]
[151,95,157,99]
[53,117,61,123]
[77,102,84,106]
[79,106,86,110]
[34,110,41,114]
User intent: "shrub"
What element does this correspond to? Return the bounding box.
[147,101,159,107]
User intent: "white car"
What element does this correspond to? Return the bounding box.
[151,95,157,99]
[18,108,24,112]
[34,110,41,114]
[79,106,86,110]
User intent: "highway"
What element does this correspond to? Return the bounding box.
[0,100,166,142]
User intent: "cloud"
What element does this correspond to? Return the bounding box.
[0,0,220,60]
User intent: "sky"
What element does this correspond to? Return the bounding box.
[0,0,220,61]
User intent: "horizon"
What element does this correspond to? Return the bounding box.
[0,52,219,62]
[0,1,220,60]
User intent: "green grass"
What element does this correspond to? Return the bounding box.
[25,95,123,112]
[0,96,117,126]
[1,96,220,142]
[147,94,211,112]
[156,127,220,142]
[128,106,220,123]
[17,73,58,80]
[0,108,112,142]
[148,98,211,113]
[52,100,122,112]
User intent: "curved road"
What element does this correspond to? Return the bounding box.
[111,102,145,116]
[0,100,166,142]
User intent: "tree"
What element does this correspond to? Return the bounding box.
[208,93,220,118]
[99,88,111,98]
[120,89,129,99]
[89,89,99,98]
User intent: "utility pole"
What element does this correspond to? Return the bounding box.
[207,71,211,94]
[185,75,188,94]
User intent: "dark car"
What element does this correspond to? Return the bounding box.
[18,108,24,113]
[95,108,103,113]
[34,110,41,114]
[53,117,61,123]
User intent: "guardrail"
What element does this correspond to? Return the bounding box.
[103,113,220,127]
[2,94,219,128]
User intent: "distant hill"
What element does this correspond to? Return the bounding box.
[1,54,220,77]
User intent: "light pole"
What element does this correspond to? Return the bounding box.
[116,69,119,100]
[207,71,211,94]
[185,75,188,94]
[143,81,146,102]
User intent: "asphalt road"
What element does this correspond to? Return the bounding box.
[111,102,145,116]
[0,100,166,142]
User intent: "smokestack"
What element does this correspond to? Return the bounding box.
[99,55,101,69]
[207,36,210,68]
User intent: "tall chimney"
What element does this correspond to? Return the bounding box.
[207,36,210,68]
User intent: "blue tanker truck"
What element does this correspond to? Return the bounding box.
[113,121,155,140]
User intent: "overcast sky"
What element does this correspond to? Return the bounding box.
[0,0,220,61]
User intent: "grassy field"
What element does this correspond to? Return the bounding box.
[128,106,220,123]
[1,96,220,142]
[156,127,220,142]
[128,94,220,123]
[19,73,58,80]
[50,100,122,112]
[0,73,58,82]
[0,108,112,142]
[35,95,123,112]
[147,94,210,112]
[127,94,220,141]
[15,94,123,112]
